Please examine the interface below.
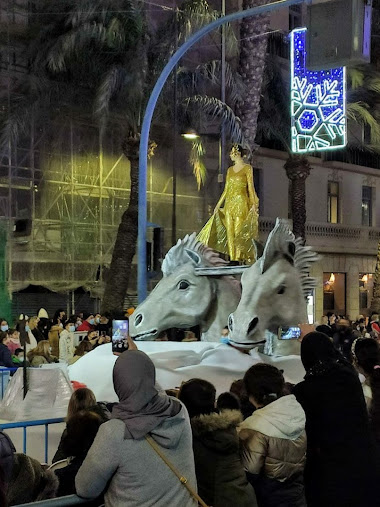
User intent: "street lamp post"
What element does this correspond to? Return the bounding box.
[138,0,307,303]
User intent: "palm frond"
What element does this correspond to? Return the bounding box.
[95,66,130,121]
[348,68,364,89]
[177,0,220,40]
[367,78,380,95]
[185,95,243,144]
[189,138,207,189]
[347,101,380,145]
[195,60,245,104]
[47,23,109,72]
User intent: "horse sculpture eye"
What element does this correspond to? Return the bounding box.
[277,285,286,295]
[178,280,190,290]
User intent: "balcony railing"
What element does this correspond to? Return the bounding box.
[259,218,380,254]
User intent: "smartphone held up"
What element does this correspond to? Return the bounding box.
[278,326,301,340]
[112,319,129,355]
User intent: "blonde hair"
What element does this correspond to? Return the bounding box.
[28,316,39,330]
[67,387,96,420]
[27,340,51,362]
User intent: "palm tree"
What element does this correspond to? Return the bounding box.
[237,0,272,154]
[1,0,244,313]
[256,59,380,242]
[371,241,380,314]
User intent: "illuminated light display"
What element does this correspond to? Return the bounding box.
[290,28,347,153]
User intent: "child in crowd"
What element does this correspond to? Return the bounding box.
[12,348,24,365]
[239,363,307,507]
[6,329,21,355]
[179,378,257,507]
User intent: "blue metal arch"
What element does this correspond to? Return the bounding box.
[138,0,306,302]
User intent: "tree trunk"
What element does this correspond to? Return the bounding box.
[237,0,271,153]
[102,136,140,314]
[371,240,380,314]
[284,155,311,243]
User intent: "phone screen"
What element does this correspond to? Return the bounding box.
[112,320,129,354]
[278,326,301,340]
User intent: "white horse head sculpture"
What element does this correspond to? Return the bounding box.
[228,219,318,349]
[129,233,242,341]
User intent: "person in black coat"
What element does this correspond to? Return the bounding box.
[179,379,257,507]
[293,332,376,507]
[0,332,15,368]
[55,410,103,502]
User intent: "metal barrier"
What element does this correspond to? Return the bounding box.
[0,367,17,398]
[0,417,65,463]
[15,495,92,506]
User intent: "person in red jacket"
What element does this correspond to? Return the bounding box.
[76,313,95,332]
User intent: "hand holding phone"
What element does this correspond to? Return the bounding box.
[278,326,301,340]
[112,320,130,356]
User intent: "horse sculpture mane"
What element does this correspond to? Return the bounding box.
[162,233,229,276]
[162,233,241,296]
[260,219,319,299]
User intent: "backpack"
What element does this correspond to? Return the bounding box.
[0,431,16,483]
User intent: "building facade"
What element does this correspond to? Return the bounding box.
[0,0,379,323]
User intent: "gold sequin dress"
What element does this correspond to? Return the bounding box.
[197,164,259,262]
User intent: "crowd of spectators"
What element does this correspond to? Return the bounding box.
[1,310,380,505]
[0,308,115,369]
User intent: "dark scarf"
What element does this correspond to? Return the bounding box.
[111,350,180,439]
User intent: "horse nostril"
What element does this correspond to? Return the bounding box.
[134,314,143,327]
[247,317,259,336]
[228,314,234,332]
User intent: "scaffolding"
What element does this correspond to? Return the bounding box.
[0,0,220,315]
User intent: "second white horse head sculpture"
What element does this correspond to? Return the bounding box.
[228,218,319,349]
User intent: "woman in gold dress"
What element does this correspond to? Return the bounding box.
[198,144,259,262]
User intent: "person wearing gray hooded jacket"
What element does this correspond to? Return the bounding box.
[238,364,307,507]
[76,350,197,507]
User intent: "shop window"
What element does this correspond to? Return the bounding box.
[328,181,339,224]
[359,273,374,314]
[323,272,346,316]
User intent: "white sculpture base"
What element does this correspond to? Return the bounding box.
[68,342,305,402]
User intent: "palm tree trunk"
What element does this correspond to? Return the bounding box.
[371,241,380,314]
[284,155,311,242]
[237,0,271,152]
[102,136,140,314]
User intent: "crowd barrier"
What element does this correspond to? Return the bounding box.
[0,417,65,463]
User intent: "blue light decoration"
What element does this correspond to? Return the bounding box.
[290,28,347,153]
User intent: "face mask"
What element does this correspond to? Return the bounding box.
[89,318,95,325]
[95,317,100,324]
[69,325,75,333]
[59,322,63,328]
[1,325,8,332]
[220,337,230,344]
[25,325,30,332]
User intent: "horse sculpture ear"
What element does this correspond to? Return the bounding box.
[184,248,202,266]
[260,218,296,273]
[253,240,264,261]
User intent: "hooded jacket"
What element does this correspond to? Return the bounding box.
[191,409,257,507]
[238,395,306,507]
[7,453,58,505]
[76,403,197,507]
